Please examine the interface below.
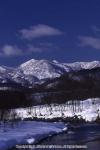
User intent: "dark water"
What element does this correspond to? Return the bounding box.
[35,123,100,150]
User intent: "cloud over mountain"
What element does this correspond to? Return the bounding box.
[0,44,53,57]
[78,36,100,49]
[0,45,23,56]
[19,24,63,40]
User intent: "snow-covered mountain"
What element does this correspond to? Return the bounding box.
[66,60,100,70]
[19,59,69,79]
[0,59,100,86]
[19,59,100,79]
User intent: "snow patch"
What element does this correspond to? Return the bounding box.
[0,121,66,150]
[15,98,100,122]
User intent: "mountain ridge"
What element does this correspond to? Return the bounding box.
[0,59,100,86]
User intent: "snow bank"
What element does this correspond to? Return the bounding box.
[16,98,100,122]
[0,121,66,150]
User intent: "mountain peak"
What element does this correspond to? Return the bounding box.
[52,60,59,63]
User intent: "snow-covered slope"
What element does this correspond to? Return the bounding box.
[0,59,100,86]
[66,60,100,70]
[15,98,100,122]
[0,121,66,150]
[19,59,69,80]
[19,59,100,79]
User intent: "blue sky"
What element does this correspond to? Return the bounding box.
[0,0,100,66]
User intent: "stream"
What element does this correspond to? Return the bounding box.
[36,123,100,150]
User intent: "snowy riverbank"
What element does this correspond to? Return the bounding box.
[0,121,66,150]
[15,98,100,122]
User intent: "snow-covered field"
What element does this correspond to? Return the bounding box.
[0,121,66,150]
[16,98,100,122]
[0,98,99,150]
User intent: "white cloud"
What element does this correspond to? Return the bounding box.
[19,24,63,40]
[0,45,23,56]
[78,36,100,49]
[0,44,54,57]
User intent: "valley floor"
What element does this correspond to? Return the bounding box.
[0,98,100,150]
[0,121,66,150]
